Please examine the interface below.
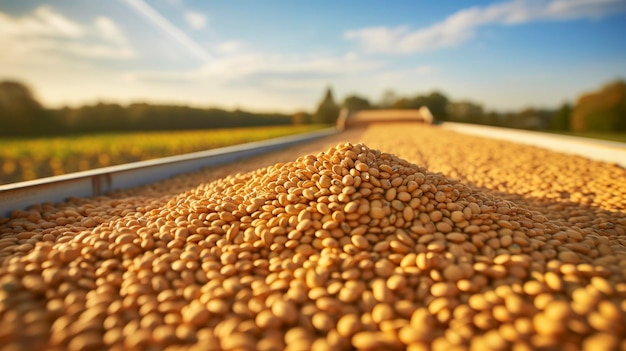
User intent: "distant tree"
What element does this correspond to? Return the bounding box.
[493,107,554,130]
[0,81,42,111]
[313,87,340,125]
[0,80,296,136]
[516,108,546,130]
[550,103,572,131]
[572,80,626,132]
[0,80,48,135]
[392,97,412,109]
[51,103,292,134]
[393,91,450,121]
[379,89,398,108]
[391,96,426,109]
[424,91,449,121]
[343,95,371,111]
[292,111,311,125]
[484,111,501,127]
[447,101,484,124]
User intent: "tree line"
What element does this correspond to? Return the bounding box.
[312,79,626,133]
[1,78,624,137]
[0,81,293,137]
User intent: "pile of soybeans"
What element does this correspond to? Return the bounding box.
[1,124,625,351]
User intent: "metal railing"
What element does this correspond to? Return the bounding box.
[0,128,338,217]
[441,122,626,168]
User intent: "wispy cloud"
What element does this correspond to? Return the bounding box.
[121,0,211,61]
[216,40,245,54]
[345,0,626,54]
[95,17,128,45]
[184,11,207,30]
[23,6,84,37]
[0,6,134,60]
[127,51,382,87]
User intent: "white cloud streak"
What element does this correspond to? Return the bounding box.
[127,51,382,87]
[31,6,84,37]
[95,17,128,45]
[121,0,211,61]
[0,6,134,60]
[216,40,245,54]
[185,11,207,30]
[345,0,626,54]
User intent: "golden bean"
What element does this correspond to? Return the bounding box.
[350,235,369,250]
[430,210,443,222]
[352,331,402,350]
[431,282,457,297]
[446,232,465,243]
[337,313,362,337]
[312,312,334,332]
[182,303,210,325]
[370,207,385,219]
[221,332,256,350]
[543,271,562,291]
[371,303,394,323]
[387,275,407,291]
[443,265,464,282]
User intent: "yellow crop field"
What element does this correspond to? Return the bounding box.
[0,125,327,185]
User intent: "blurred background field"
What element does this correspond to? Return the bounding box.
[1,77,625,185]
[0,125,326,185]
[0,1,625,185]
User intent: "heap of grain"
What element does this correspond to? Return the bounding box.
[1,142,625,351]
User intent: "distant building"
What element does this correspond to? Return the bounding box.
[337,107,433,130]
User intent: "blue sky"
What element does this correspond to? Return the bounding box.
[1,0,625,113]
